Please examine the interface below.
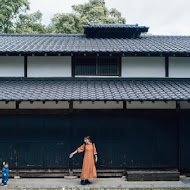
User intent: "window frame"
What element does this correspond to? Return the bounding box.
[72,56,121,77]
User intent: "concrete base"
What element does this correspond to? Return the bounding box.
[1,177,190,189]
[64,175,78,179]
[14,176,20,179]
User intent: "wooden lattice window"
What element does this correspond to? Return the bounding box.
[73,56,121,76]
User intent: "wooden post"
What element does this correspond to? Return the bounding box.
[24,56,27,77]
[16,101,20,110]
[69,101,73,113]
[176,101,180,171]
[123,101,126,109]
[165,56,169,77]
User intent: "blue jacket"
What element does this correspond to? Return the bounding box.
[2,167,9,181]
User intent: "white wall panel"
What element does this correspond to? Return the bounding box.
[0,56,24,77]
[73,101,123,109]
[127,101,176,109]
[19,101,69,109]
[28,56,71,77]
[180,101,190,109]
[169,57,190,78]
[122,57,165,77]
[0,101,16,109]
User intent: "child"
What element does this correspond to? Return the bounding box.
[2,162,9,186]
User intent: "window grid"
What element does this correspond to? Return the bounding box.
[73,56,121,76]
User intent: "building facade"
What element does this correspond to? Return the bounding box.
[0,24,190,176]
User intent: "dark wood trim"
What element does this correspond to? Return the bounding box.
[123,101,126,109]
[119,56,122,77]
[24,56,27,77]
[71,56,75,77]
[16,101,20,110]
[176,101,180,112]
[0,109,181,116]
[1,52,190,57]
[69,101,73,113]
[175,101,180,170]
[165,56,169,77]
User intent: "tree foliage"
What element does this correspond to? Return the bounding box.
[15,11,47,34]
[72,0,126,24]
[50,13,86,34]
[0,0,29,33]
[0,0,126,34]
[50,0,126,34]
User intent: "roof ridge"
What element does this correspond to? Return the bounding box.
[0,34,190,38]
[0,34,85,37]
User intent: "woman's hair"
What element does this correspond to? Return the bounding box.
[84,136,91,141]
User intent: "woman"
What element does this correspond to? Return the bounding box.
[69,136,98,185]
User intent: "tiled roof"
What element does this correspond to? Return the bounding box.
[84,24,144,28]
[0,78,189,101]
[0,34,190,54]
[84,24,149,38]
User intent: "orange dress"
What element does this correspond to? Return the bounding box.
[77,143,97,179]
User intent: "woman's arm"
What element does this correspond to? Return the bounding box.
[93,143,98,163]
[69,150,77,158]
[69,144,85,158]
[95,154,98,163]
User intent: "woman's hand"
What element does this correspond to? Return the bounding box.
[69,153,74,158]
[69,150,77,158]
[95,156,98,163]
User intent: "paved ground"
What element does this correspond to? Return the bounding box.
[1,177,190,189]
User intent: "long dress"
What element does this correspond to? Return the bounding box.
[77,143,97,179]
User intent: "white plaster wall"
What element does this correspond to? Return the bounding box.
[0,56,24,77]
[127,101,176,109]
[73,101,123,109]
[0,101,16,109]
[180,101,190,109]
[19,101,69,109]
[122,57,165,77]
[169,57,190,78]
[28,56,71,77]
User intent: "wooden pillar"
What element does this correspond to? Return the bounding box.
[176,101,180,170]
[24,56,27,77]
[165,56,169,77]
[69,101,73,113]
[16,101,21,110]
[123,101,126,109]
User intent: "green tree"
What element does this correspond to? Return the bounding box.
[0,0,29,33]
[50,13,86,34]
[50,0,126,34]
[15,11,47,34]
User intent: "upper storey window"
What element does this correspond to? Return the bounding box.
[73,56,121,76]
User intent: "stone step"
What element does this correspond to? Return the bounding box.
[9,169,125,178]
[126,169,180,181]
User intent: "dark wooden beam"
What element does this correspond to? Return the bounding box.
[175,100,180,170]
[165,56,169,77]
[123,101,126,109]
[71,57,75,77]
[176,101,180,112]
[69,101,73,113]
[24,56,27,77]
[16,101,20,110]
[0,108,182,115]
[119,56,122,77]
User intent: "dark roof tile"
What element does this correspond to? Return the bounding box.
[0,34,190,54]
[0,78,188,101]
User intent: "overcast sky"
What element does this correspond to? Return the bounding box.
[29,0,190,35]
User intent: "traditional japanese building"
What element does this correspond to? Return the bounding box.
[0,24,190,178]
